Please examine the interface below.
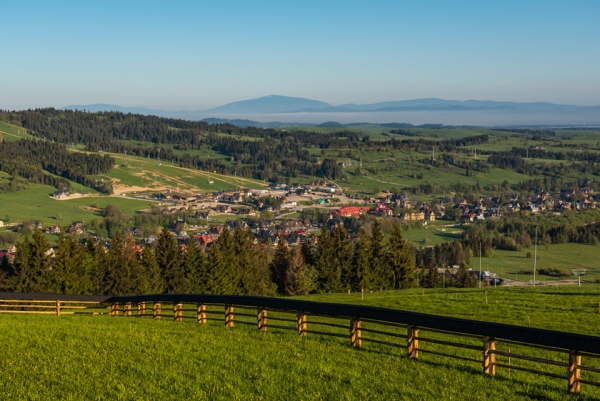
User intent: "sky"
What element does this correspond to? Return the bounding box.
[1,0,599,110]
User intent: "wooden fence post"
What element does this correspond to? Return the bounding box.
[55,300,61,316]
[225,305,235,328]
[350,317,362,348]
[125,302,132,317]
[483,336,496,375]
[111,302,119,317]
[407,325,419,358]
[138,302,145,317]
[153,302,161,320]
[568,350,581,393]
[297,312,307,336]
[174,302,183,322]
[197,303,206,324]
[258,308,268,332]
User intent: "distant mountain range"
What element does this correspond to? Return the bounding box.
[63,95,600,126]
[64,95,600,115]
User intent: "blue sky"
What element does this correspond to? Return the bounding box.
[1,0,599,110]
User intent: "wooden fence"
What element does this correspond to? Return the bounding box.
[2,292,600,394]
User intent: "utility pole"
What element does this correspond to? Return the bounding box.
[479,242,482,289]
[533,226,537,287]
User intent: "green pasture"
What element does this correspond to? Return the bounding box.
[467,242,600,282]
[0,184,150,225]
[2,287,600,399]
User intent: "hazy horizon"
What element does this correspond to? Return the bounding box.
[1,1,599,113]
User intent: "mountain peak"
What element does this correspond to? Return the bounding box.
[205,95,332,114]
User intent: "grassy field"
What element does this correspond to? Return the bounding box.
[467,242,600,282]
[0,184,150,226]
[1,287,600,400]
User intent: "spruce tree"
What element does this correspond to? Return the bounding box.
[328,224,352,292]
[53,233,91,294]
[270,236,289,295]
[314,226,332,292]
[140,247,164,294]
[233,225,254,294]
[9,235,32,292]
[352,230,372,291]
[28,230,52,292]
[386,225,416,289]
[369,219,386,289]
[184,238,203,293]
[206,226,237,294]
[155,227,184,293]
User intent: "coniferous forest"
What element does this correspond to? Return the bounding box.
[0,221,464,296]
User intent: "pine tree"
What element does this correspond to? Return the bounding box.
[421,266,442,288]
[27,230,52,292]
[114,234,144,295]
[155,227,184,293]
[90,239,108,295]
[351,230,372,291]
[9,235,32,292]
[140,247,164,294]
[270,236,289,295]
[206,226,237,294]
[314,226,332,292]
[233,225,254,294]
[369,219,386,289]
[456,265,477,288]
[386,225,416,289]
[52,233,91,294]
[327,224,352,292]
[184,238,203,293]
[102,232,123,295]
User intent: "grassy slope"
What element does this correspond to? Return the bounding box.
[467,243,600,282]
[0,184,149,225]
[3,287,600,399]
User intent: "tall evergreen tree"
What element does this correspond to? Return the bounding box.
[351,230,372,291]
[369,219,386,289]
[184,239,203,293]
[9,235,32,292]
[328,224,352,292]
[233,225,254,294]
[314,226,333,292]
[270,236,289,295]
[52,233,91,294]
[206,226,237,294]
[155,228,184,293]
[386,225,416,289]
[421,266,442,288]
[140,246,164,294]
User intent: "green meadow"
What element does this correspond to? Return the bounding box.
[2,287,600,400]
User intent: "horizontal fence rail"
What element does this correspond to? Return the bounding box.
[0,292,111,315]
[2,292,600,394]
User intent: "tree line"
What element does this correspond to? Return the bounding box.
[0,221,426,296]
[0,139,114,193]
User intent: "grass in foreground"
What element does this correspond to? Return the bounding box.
[2,287,600,399]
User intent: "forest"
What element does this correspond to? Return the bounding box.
[0,139,114,193]
[0,220,478,297]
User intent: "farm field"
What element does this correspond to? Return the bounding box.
[1,287,600,400]
[0,184,150,227]
[466,243,600,282]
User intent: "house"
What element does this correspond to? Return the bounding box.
[69,222,84,235]
[0,220,3,227]
[400,211,426,222]
[215,205,232,214]
[332,206,370,218]
[197,211,215,219]
[166,191,196,204]
[52,190,70,199]
[49,225,61,235]
[146,235,158,244]
[194,234,213,246]
[374,202,393,216]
